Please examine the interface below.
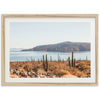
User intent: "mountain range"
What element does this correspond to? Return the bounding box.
[22,41,90,52]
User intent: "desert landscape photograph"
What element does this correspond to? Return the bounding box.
[10,22,91,78]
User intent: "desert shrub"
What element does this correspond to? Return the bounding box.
[53,69,70,77]
[14,63,20,69]
[49,65,56,71]
[32,66,39,72]
[74,71,87,77]
[24,64,32,72]
[19,64,22,67]
[76,62,90,71]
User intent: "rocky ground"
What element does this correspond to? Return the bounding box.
[10,61,90,78]
[10,68,57,78]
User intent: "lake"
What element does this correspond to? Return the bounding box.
[10,51,91,62]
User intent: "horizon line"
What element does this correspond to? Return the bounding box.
[10,41,90,49]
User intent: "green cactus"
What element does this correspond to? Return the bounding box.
[86,56,87,61]
[43,55,45,70]
[58,54,59,62]
[38,58,39,63]
[74,58,76,67]
[43,54,48,72]
[50,56,52,61]
[63,59,64,63]
[68,57,71,67]
[58,54,61,62]
[72,51,74,67]
[45,54,48,71]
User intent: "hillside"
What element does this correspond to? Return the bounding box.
[22,41,90,52]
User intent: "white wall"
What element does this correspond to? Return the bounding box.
[0,0,99,100]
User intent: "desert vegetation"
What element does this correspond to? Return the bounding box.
[10,52,91,78]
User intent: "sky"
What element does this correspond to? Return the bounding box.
[10,22,91,48]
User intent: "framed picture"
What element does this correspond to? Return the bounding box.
[1,14,98,86]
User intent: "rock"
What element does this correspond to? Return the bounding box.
[16,70,20,75]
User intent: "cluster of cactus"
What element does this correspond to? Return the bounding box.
[38,58,40,63]
[50,56,52,61]
[68,57,71,66]
[86,56,87,61]
[72,51,74,67]
[43,54,48,71]
[68,51,76,67]
[62,59,64,63]
[30,57,35,62]
[74,58,76,67]
[58,54,61,62]
[24,64,31,72]
[34,51,88,68]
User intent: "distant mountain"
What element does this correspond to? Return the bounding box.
[10,48,23,52]
[22,41,90,52]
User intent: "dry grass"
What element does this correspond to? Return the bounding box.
[10,60,90,78]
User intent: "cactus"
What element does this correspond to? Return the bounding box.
[74,58,75,67]
[43,54,48,72]
[68,57,70,66]
[50,56,52,61]
[58,54,59,62]
[43,55,45,70]
[63,59,64,63]
[45,54,48,71]
[58,54,61,62]
[86,56,87,61]
[38,58,39,63]
[72,51,74,67]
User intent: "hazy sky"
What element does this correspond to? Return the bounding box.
[10,22,91,48]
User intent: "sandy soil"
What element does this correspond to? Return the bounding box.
[10,60,91,78]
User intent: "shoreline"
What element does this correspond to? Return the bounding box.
[10,60,90,62]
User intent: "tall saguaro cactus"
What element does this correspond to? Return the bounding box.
[38,58,39,63]
[86,56,87,61]
[43,55,45,69]
[45,54,48,71]
[43,54,48,72]
[50,56,52,61]
[58,54,59,62]
[72,51,74,67]
[68,57,70,67]
[74,58,75,67]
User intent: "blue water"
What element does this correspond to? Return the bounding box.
[10,51,91,62]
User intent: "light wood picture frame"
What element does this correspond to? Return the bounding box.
[1,14,98,86]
